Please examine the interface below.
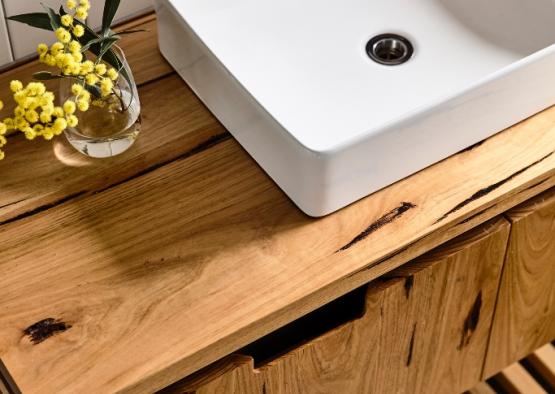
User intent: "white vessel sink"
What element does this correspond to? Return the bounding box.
[155,0,555,216]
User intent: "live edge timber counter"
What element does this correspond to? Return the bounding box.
[0,13,554,394]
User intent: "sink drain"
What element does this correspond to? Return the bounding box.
[366,34,413,66]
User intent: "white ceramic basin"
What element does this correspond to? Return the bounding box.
[155,0,555,216]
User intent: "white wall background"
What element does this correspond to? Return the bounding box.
[0,0,152,64]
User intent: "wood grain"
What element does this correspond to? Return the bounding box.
[494,363,547,394]
[527,344,555,389]
[2,12,555,394]
[467,382,497,394]
[484,188,555,377]
[0,73,224,223]
[164,217,510,394]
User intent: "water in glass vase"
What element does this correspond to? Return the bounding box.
[61,46,141,158]
[65,90,141,158]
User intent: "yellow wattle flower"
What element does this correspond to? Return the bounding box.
[71,83,84,96]
[67,0,77,10]
[75,7,88,20]
[107,68,119,81]
[63,100,76,114]
[55,28,72,44]
[61,14,73,27]
[100,78,113,97]
[85,73,99,85]
[66,114,78,127]
[95,64,107,76]
[10,80,23,93]
[37,43,48,56]
[73,25,85,38]
[77,99,89,112]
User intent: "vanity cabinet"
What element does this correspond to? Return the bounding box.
[484,188,555,378]
[2,0,152,59]
[162,218,511,394]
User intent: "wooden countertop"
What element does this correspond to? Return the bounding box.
[2,13,555,394]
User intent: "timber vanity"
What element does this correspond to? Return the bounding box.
[1,13,555,394]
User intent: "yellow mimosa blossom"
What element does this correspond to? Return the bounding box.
[72,24,85,37]
[100,78,113,97]
[71,83,84,96]
[24,128,36,140]
[63,100,76,114]
[10,80,22,93]
[80,60,94,74]
[50,42,64,56]
[69,40,81,53]
[77,99,89,111]
[40,112,52,123]
[37,43,48,55]
[61,14,73,27]
[53,106,64,118]
[67,0,77,9]
[53,117,67,133]
[95,63,107,75]
[75,7,88,20]
[25,110,39,123]
[85,73,99,85]
[66,114,78,127]
[106,68,118,81]
[55,27,72,44]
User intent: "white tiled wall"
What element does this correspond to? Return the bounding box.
[0,2,13,65]
[1,0,152,62]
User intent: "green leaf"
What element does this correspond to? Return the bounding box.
[102,0,121,36]
[85,84,102,99]
[80,37,104,53]
[6,13,53,31]
[33,71,63,81]
[42,5,61,31]
[98,36,120,62]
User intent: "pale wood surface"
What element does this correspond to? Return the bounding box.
[467,382,497,394]
[484,188,555,377]
[164,217,510,394]
[3,12,555,394]
[495,363,547,394]
[528,344,555,389]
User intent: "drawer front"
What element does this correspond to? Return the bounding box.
[484,188,555,378]
[163,217,510,394]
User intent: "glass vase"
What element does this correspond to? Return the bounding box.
[60,46,141,158]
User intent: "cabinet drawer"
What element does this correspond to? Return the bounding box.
[162,217,510,394]
[484,188,555,378]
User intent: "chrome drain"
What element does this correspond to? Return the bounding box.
[366,34,413,66]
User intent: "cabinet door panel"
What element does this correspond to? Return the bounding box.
[484,188,555,378]
[163,217,510,394]
[4,0,152,59]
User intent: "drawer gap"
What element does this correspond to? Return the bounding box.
[239,285,367,368]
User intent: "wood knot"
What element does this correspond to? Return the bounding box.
[458,292,482,350]
[23,318,72,345]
